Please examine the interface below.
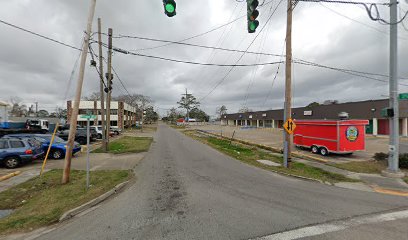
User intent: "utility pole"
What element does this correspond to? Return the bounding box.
[283,0,293,168]
[106,28,113,147]
[35,102,38,117]
[383,0,403,177]
[62,0,97,184]
[98,18,107,152]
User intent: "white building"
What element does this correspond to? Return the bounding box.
[67,100,137,129]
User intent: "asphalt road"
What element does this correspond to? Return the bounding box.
[35,124,408,240]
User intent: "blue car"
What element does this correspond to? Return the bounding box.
[0,137,44,168]
[4,134,82,159]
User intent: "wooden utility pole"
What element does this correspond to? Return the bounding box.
[62,0,97,184]
[283,0,293,168]
[106,28,113,146]
[97,18,107,152]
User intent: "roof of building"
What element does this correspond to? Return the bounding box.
[223,99,407,120]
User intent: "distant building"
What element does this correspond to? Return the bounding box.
[221,99,408,136]
[66,101,137,129]
[0,101,9,128]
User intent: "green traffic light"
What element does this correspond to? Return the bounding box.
[165,3,175,13]
[249,21,258,31]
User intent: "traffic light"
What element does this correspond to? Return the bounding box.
[163,0,176,17]
[247,0,259,33]
[105,73,113,92]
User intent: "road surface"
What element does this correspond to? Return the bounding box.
[36,124,408,240]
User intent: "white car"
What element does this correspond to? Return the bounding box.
[110,126,122,135]
[90,126,103,139]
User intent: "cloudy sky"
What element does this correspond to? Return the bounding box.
[0,0,407,117]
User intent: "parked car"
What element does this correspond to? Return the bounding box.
[4,134,82,159]
[0,137,44,168]
[58,128,96,145]
[110,126,122,135]
[90,126,103,139]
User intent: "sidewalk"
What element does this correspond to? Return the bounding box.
[294,158,408,196]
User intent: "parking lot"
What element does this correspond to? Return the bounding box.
[189,125,408,163]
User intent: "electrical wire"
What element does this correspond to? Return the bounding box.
[0,19,82,51]
[200,0,286,101]
[320,3,408,41]
[108,44,284,67]
[297,0,408,25]
[117,0,276,52]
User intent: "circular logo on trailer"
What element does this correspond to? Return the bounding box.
[346,126,358,142]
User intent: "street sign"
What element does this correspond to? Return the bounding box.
[399,93,408,100]
[284,118,296,134]
[80,115,96,120]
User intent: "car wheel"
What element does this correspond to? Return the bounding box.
[77,137,86,145]
[320,147,329,156]
[52,149,64,159]
[97,133,102,139]
[114,131,119,135]
[311,145,319,154]
[4,156,21,169]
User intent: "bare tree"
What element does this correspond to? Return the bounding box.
[9,97,28,117]
[83,92,101,101]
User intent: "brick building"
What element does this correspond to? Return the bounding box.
[221,99,408,136]
[67,101,137,129]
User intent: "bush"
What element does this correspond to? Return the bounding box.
[373,152,388,161]
[399,153,408,169]
[373,152,408,169]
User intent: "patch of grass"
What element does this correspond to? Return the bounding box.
[404,177,408,184]
[188,132,356,184]
[170,125,186,129]
[0,169,131,234]
[329,161,386,174]
[94,136,153,154]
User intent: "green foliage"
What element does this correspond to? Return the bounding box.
[306,102,320,109]
[189,108,210,122]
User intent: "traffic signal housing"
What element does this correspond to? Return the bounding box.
[247,0,259,33]
[163,0,176,17]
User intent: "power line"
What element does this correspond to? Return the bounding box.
[0,18,82,51]
[116,0,276,52]
[297,0,408,25]
[108,44,284,67]
[200,0,286,101]
[319,2,408,41]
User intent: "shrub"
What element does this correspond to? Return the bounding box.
[374,152,408,169]
[373,152,388,161]
[399,153,408,169]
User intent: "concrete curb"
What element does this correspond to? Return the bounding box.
[0,171,21,182]
[59,181,129,222]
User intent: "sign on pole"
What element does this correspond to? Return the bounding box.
[399,93,408,100]
[81,115,97,120]
[284,118,296,135]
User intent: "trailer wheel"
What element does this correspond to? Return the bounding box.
[311,145,319,154]
[319,147,329,156]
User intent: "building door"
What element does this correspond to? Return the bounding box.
[378,119,389,135]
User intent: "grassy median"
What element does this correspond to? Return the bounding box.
[94,136,153,154]
[328,161,386,174]
[185,130,357,184]
[0,169,131,234]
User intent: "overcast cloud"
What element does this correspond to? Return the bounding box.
[0,0,407,117]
